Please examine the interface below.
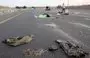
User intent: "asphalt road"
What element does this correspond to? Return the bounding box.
[0,8,90,58]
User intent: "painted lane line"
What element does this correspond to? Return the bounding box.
[69,22,90,29]
[0,12,23,24]
[44,23,57,28]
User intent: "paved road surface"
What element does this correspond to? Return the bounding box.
[0,8,90,58]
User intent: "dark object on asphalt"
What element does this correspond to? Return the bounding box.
[43,13,50,17]
[55,40,89,57]
[37,13,50,18]
[57,11,62,15]
[58,11,63,14]
[48,45,58,51]
[64,13,69,15]
[45,6,50,11]
[2,35,34,46]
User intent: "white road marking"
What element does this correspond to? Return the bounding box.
[44,23,57,28]
[69,22,90,29]
[0,12,23,24]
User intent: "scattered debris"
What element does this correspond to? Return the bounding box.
[2,35,34,46]
[36,13,50,18]
[55,40,89,57]
[63,9,69,15]
[48,45,58,51]
[23,48,47,57]
[43,13,50,17]
[57,11,62,15]
[57,9,69,15]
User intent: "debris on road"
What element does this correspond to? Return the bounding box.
[57,9,69,15]
[55,40,89,57]
[35,13,50,18]
[23,48,47,57]
[48,45,58,51]
[57,11,62,15]
[63,9,69,15]
[2,35,34,46]
[43,13,50,17]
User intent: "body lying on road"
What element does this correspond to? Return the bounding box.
[2,35,34,46]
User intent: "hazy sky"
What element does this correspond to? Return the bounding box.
[0,0,90,7]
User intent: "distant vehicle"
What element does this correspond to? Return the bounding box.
[15,6,27,9]
[23,6,27,9]
[15,6,21,9]
[31,6,36,9]
[45,6,50,11]
[2,35,34,46]
[55,40,89,57]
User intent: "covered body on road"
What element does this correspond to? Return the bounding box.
[2,35,34,46]
[55,40,89,57]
